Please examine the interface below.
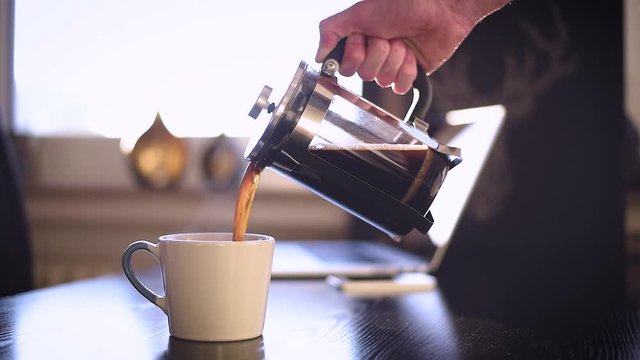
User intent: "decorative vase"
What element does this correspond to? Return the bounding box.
[201,135,243,191]
[129,112,187,190]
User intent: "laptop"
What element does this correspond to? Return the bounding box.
[271,105,506,279]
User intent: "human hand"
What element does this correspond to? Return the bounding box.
[315,0,510,94]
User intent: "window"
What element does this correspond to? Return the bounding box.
[13,0,361,140]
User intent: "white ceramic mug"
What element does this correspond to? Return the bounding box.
[122,232,275,342]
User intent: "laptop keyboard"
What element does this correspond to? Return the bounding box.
[301,241,394,264]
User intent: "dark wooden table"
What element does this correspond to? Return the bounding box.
[1,268,639,359]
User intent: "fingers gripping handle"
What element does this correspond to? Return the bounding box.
[320,37,432,125]
[122,241,167,314]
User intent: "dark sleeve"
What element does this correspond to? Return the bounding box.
[0,124,33,296]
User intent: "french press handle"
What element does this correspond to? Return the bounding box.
[321,38,433,125]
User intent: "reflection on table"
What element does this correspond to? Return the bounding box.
[1,269,640,359]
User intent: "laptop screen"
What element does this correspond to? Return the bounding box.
[271,105,505,278]
[427,105,506,247]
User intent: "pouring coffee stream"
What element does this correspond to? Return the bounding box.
[236,39,461,241]
[232,160,262,241]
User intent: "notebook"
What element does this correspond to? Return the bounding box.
[271,105,506,279]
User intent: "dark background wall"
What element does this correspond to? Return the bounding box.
[429,0,627,328]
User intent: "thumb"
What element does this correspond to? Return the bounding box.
[315,27,342,63]
[315,5,361,62]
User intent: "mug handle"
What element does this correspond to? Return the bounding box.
[122,240,167,314]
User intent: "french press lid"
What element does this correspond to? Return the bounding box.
[245,63,318,169]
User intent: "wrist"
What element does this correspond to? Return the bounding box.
[462,0,511,25]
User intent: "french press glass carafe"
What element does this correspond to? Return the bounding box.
[245,42,461,238]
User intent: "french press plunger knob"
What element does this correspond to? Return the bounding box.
[248,85,276,119]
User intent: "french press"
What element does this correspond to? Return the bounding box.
[245,41,462,239]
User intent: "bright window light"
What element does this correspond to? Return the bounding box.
[13,1,361,138]
[445,105,506,126]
